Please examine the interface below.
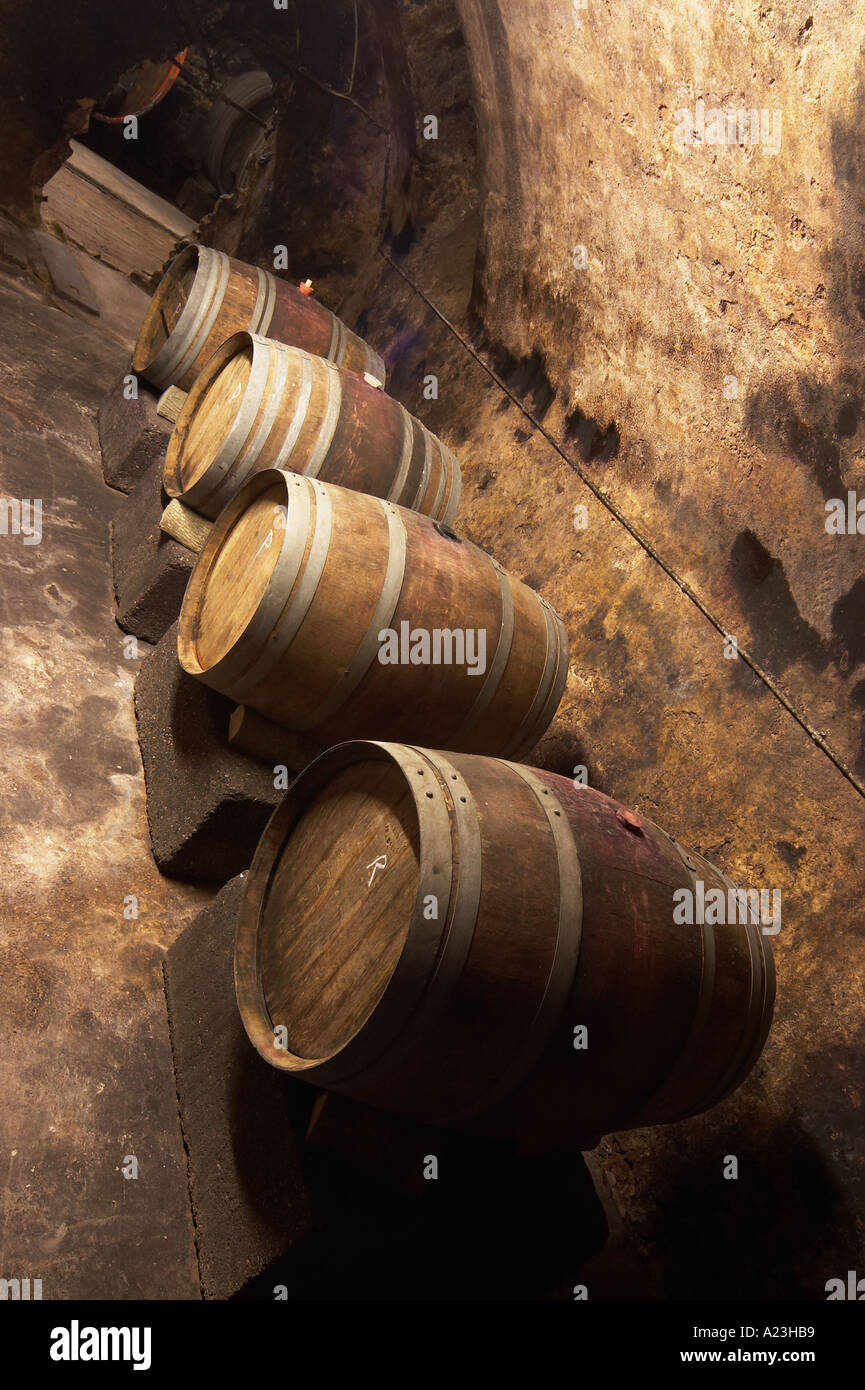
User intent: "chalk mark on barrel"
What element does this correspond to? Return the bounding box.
[367,853,387,886]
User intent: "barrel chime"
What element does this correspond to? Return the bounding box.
[134,245,775,1149]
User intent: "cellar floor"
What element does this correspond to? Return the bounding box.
[0,264,208,1298]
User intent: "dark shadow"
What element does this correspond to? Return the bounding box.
[234,1111,608,1300]
[621,1107,865,1300]
[736,66,865,713]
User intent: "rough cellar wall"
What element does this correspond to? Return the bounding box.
[226,0,420,321]
[361,5,864,1297]
[0,0,186,218]
[457,0,865,772]
[0,0,421,342]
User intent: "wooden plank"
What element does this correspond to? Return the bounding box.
[65,140,194,239]
[33,230,150,347]
[156,385,188,423]
[159,499,211,553]
[41,142,194,281]
[258,760,420,1058]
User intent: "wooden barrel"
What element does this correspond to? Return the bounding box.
[133,244,386,392]
[202,71,274,194]
[164,332,460,523]
[234,741,776,1148]
[93,51,187,123]
[177,469,568,758]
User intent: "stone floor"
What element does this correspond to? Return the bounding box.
[0,267,208,1298]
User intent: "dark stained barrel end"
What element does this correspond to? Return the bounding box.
[132,243,201,384]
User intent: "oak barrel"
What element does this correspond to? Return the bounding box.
[164,332,460,523]
[94,51,187,123]
[234,741,776,1147]
[133,244,386,391]
[203,71,274,194]
[177,469,568,758]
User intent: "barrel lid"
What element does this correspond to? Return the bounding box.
[164,331,255,498]
[177,468,310,686]
[258,757,420,1061]
[193,474,287,670]
[234,740,456,1079]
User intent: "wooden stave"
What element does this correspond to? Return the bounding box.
[134,244,236,390]
[464,770,776,1146]
[233,741,776,1145]
[203,70,274,193]
[177,469,565,757]
[636,840,777,1123]
[178,473,475,725]
[133,244,386,391]
[164,332,460,524]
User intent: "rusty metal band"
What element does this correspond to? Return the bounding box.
[723,927,775,1100]
[331,749,484,1097]
[293,500,407,731]
[184,334,280,514]
[498,596,559,761]
[300,360,343,479]
[410,425,433,512]
[364,339,386,388]
[627,835,718,1124]
[692,864,775,1113]
[271,350,315,471]
[306,743,458,1084]
[254,268,279,337]
[149,246,230,387]
[441,450,462,526]
[325,309,341,363]
[387,407,416,505]
[334,314,348,366]
[225,476,333,703]
[442,763,583,1125]
[249,266,268,333]
[449,555,514,750]
[428,439,449,520]
[325,311,347,367]
[515,601,570,757]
